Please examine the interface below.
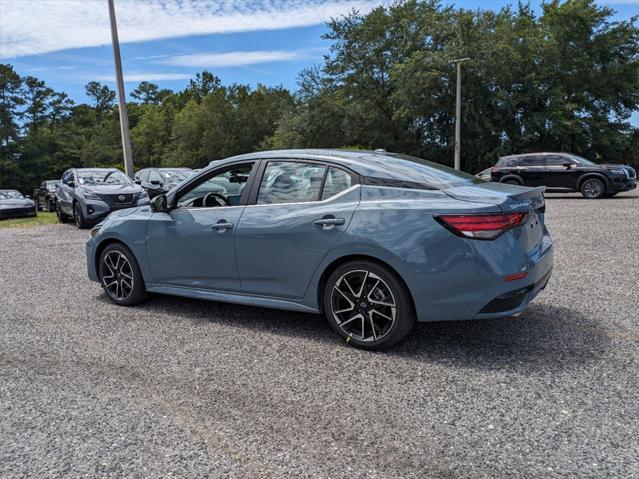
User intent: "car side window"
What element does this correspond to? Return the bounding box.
[257,161,327,205]
[62,170,73,185]
[519,156,542,166]
[176,162,255,208]
[546,155,568,166]
[149,171,163,184]
[321,167,352,200]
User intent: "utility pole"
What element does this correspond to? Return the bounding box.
[108,0,134,178]
[452,58,470,171]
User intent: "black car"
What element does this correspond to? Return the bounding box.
[491,152,637,198]
[0,189,37,219]
[33,180,59,212]
[135,167,194,198]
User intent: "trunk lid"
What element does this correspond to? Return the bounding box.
[444,182,545,213]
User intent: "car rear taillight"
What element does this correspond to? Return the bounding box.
[436,212,527,240]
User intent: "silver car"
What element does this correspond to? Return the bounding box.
[56,168,149,228]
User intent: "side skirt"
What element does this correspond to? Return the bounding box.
[145,283,320,314]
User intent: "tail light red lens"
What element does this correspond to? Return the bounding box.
[436,212,527,240]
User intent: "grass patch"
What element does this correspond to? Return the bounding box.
[0,212,59,229]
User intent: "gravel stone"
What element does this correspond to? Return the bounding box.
[1,189,638,478]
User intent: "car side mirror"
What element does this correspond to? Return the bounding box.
[150,180,162,186]
[150,194,169,213]
[563,162,573,169]
[68,180,75,188]
[134,179,141,185]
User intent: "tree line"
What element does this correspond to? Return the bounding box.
[1,0,637,194]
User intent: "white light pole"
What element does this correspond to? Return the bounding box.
[108,0,134,178]
[452,57,470,171]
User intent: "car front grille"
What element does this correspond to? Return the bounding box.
[97,193,139,206]
[1,207,34,218]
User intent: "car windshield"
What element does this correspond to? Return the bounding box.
[160,170,192,185]
[0,190,24,200]
[77,170,132,186]
[567,154,596,166]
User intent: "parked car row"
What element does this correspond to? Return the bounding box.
[476,152,636,198]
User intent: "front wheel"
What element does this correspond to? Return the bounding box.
[99,243,147,306]
[323,260,415,350]
[73,202,88,229]
[581,178,605,199]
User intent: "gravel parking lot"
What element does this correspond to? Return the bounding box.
[1,189,638,478]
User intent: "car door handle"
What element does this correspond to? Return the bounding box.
[313,217,345,230]
[211,221,234,233]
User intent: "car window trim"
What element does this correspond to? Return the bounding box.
[248,158,360,206]
[172,160,259,210]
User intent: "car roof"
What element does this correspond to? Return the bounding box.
[215,149,453,181]
[74,167,120,172]
[500,152,568,159]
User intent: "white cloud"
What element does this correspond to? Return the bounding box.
[0,0,385,59]
[95,72,192,82]
[157,48,319,68]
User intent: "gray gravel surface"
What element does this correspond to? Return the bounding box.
[1,189,638,478]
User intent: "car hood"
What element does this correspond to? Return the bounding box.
[0,198,34,207]
[444,182,545,212]
[81,184,141,194]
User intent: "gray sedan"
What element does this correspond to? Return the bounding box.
[0,190,37,219]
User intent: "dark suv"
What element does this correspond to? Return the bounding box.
[491,153,636,198]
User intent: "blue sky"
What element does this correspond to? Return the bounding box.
[1,0,637,124]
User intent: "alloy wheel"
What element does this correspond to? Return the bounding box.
[583,179,602,198]
[101,251,134,301]
[330,270,396,342]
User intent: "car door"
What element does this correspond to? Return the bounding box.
[144,162,256,292]
[544,154,579,189]
[58,170,75,215]
[516,156,546,186]
[235,161,360,299]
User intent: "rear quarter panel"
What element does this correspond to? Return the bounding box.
[304,186,548,322]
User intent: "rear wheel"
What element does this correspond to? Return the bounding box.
[581,178,605,199]
[99,243,147,306]
[503,179,521,186]
[323,260,415,350]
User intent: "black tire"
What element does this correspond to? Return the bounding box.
[323,260,415,350]
[47,200,55,212]
[580,177,605,199]
[73,202,88,229]
[56,203,69,223]
[99,243,147,306]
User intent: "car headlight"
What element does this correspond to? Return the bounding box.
[609,168,627,176]
[139,190,149,199]
[90,224,102,238]
[82,191,102,201]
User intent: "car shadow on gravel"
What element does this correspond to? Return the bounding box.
[98,292,608,372]
[392,304,610,371]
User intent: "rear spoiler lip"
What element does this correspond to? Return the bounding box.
[443,185,546,212]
